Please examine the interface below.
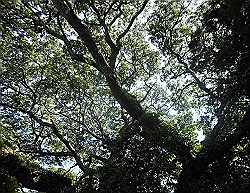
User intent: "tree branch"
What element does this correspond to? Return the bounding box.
[176,109,250,193]
[52,0,113,76]
[0,102,93,176]
[0,148,73,193]
[52,0,144,119]
[89,2,119,69]
[200,108,250,164]
[116,0,149,44]
[170,49,218,99]
[202,101,231,146]
[21,150,73,157]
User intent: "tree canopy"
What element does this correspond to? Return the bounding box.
[0,0,249,193]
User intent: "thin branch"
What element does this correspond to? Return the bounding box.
[139,82,156,103]
[116,0,149,44]
[89,2,119,69]
[21,150,73,157]
[52,0,144,119]
[55,111,103,141]
[166,82,194,112]
[104,0,119,17]
[170,49,218,99]
[199,108,250,163]
[0,102,93,176]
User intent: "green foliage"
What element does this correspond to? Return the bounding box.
[99,121,179,193]
[0,0,249,192]
[0,169,19,193]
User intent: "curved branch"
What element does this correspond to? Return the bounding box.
[0,102,93,176]
[176,108,250,193]
[116,0,149,44]
[89,2,119,69]
[52,0,144,119]
[200,108,250,163]
[202,100,231,145]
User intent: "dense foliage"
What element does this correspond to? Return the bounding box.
[0,0,249,193]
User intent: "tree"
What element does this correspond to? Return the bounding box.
[0,0,249,192]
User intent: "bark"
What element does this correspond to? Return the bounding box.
[51,0,192,163]
[52,0,144,120]
[105,76,143,119]
[0,148,73,193]
[176,109,250,193]
[3,1,249,192]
